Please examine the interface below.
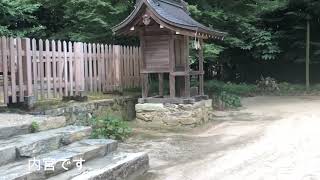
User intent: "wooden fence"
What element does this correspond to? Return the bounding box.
[0,37,141,104]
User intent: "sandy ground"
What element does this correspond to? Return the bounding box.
[120,96,320,180]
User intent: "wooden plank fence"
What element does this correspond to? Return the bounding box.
[0,37,141,104]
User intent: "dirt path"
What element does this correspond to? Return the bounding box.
[120,96,320,180]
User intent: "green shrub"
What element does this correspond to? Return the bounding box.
[257,76,280,92]
[277,82,304,95]
[212,91,242,109]
[30,121,39,133]
[89,115,132,141]
[219,91,242,107]
[205,80,257,97]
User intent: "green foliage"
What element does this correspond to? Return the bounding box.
[33,0,134,43]
[89,115,132,141]
[262,0,320,62]
[257,76,280,92]
[205,80,257,97]
[270,82,320,95]
[187,0,286,61]
[1,0,319,65]
[30,121,40,133]
[218,91,242,108]
[0,0,43,36]
[203,43,225,60]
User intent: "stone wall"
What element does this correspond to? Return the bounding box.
[35,97,138,124]
[135,100,213,128]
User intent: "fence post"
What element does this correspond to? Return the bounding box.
[113,45,122,91]
[74,42,85,96]
[22,38,34,108]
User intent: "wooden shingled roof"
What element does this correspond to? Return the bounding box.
[113,0,227,39]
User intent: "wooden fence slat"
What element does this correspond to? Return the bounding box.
[122,46,125,89]
[39,39,44,99]
[107,45,112,91]
[9,38,16,103]
[24,38,32,98]
[80,42,85,94]
[126,46,129,88]
[68,41,73,96]
[136,47,140,87]
[52,40,57,97]
[97,44,101,92]
[130,46,134,88]
[32,39,38,100]
[117,45,123,91]
[63,41,68,96]
[57,40,63,96]
[74,43,83,95]
[2,37,9,103]
[127,46,131,88]
[92,43,97,92]
[17,38,24,102]
[74,42,79,95]
[88,43,93,91]
[134,47,137,87]
[45,40,51,98]
[83,43,88,91]
[104,44,109,91]
[100,44,105,92]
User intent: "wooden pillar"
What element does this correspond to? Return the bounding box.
[184,36,190,97]
[169,34,176,98]
[140,29,148,98]
[199,39,204,95]
[159,73,164,97]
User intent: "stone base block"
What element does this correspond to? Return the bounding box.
[135,99,213,128]
[7,96,35,110]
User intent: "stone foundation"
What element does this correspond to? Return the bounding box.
[135,99,213,128]
[31,97,138,124]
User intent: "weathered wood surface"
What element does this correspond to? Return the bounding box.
[0,37,141,104]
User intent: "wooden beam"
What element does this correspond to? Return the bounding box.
[184,36,190,97]
[199,39,204,95]
[140,29,149,98]
[169,33,176,98]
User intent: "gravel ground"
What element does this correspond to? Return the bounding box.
[120,96,320,180]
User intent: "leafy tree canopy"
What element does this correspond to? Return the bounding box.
[0,0,319,63]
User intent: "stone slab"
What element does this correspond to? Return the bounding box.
[48,152,149,180]
[0,139,117,180]
[0,126,92,166]
[136,99,213,128]
[135,103,167,113]
[0,113,66,139]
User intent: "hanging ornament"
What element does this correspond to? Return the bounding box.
[194,30,199,50]
[143,14,151,26]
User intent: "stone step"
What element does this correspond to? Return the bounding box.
[49,152,149,180]
[0,139,118,180]
[0,113,66,139]
[0,126,92,166]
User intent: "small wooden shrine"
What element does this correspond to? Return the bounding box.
[113,0,226,104]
